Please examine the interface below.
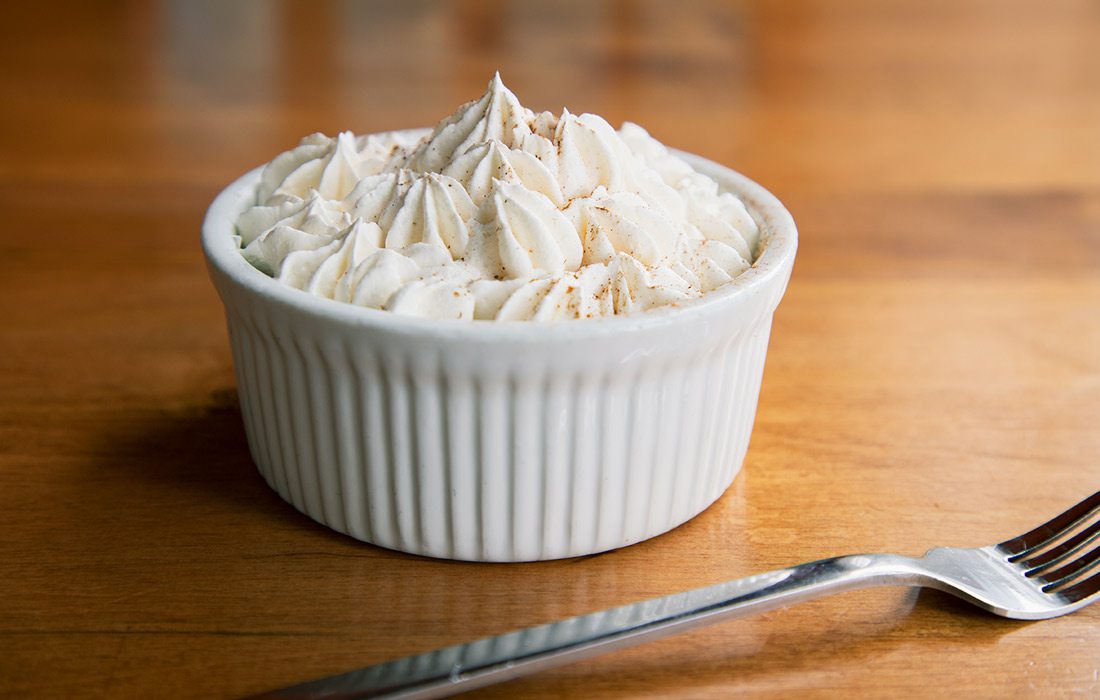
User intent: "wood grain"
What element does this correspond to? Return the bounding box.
[2,1,1098,697]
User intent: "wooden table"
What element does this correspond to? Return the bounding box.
[3,1,1098,697]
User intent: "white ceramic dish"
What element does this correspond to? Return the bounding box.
[202,139,797,562]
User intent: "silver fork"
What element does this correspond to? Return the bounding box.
[254,490,1100,700]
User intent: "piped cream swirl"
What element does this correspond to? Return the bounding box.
[237,73,761,321]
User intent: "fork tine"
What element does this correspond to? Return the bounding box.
[1040,542,1100,591]
[999,490,1100,559]
[1060,568,1100,604]
[1019,518,1100,574]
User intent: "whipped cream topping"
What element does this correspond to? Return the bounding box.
[236,74,761,321]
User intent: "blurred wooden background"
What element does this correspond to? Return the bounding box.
[2,1,1098,697]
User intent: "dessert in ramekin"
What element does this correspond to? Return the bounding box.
[201,76,797,561]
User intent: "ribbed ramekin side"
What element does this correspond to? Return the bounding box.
[605,312,776,553]
[690,340,734,516]
[227,304,400,552]
[223,300,780,562]
[330,342,368,542]
[473,372,512,559]
[226,307,296,505]
[406,351,453,558]
[566,371,602,557]
[706,336,747,502]
[620,364,660,549]
[473,366,665,561]
[517,315,777,560]
[509,373,549,561]
[538,372,576,559]
[720,317,774,490]
[441,371,478,560]
[667,346,709,527]
[225,302,513,560]
[352,350,392,547]
[582,361,691,557]
[297,336,344,533]
[385,363,557,562]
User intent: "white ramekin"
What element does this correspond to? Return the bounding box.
[202,142,797,562]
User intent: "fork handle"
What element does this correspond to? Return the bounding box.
[252,553,923,699]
